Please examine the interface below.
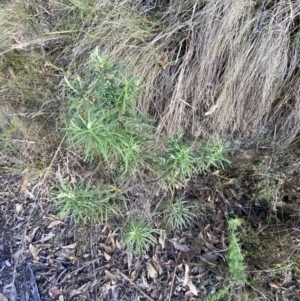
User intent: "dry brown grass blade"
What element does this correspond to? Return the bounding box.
[0,37,61,55]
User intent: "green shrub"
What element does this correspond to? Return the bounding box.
[63,48,155,174]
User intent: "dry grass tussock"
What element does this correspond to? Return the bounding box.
[0,0,300,145]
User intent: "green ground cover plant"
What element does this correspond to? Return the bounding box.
[0,118,20,149]
[227,219,247,285]
[204,286,230,301]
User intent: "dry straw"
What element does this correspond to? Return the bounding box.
[1,0,300,144]
[62,0,300,144]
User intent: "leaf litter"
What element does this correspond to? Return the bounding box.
[1,147,300,300]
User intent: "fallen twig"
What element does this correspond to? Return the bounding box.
[168,265,178,301]
[117,270,155,301]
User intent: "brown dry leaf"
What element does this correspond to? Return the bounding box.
[204,104,219,116]
[207,232,219,244]
[25,189,35,200]
[29,244,39,261]
[224,178,235,185]
[62,243,77,249]
[169,238,190,252]
[56,247,75,259]
[103,251,111,261]
[182,231,193,238]
[107,231,116,248]
[183,263,190,286]
[182,247,201,262]
[269,282,281,289]
[201,252,220,265]
[204,224,211,231]
[146,262,158,280]
[0,292,8,301]
[229,188,238,198]
[152,256,163,276]
[183,264,198,296]
[216,221,225,231]
[39,232,55,243]
[204,241,215,251]
[105,270,117,282]
[159,230,166,249]
[187,279,198,296]
[116,239,125,250]
[69,289,82,297]
[47,220,64,229]
[130,269,137,281]
[49,286,62,296]
[78,281,92,292]
[15,203,23,214]
[100,243,113,254]
[20,178,29,193]
[233,201,243,209]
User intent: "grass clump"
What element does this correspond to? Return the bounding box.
[0,117,19,140]
[162,133,231,191]
[200,137,232,170]
[162,133,197,189]
[122,215,158,256]
[163,196,197,230]
[51,181,122,225]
